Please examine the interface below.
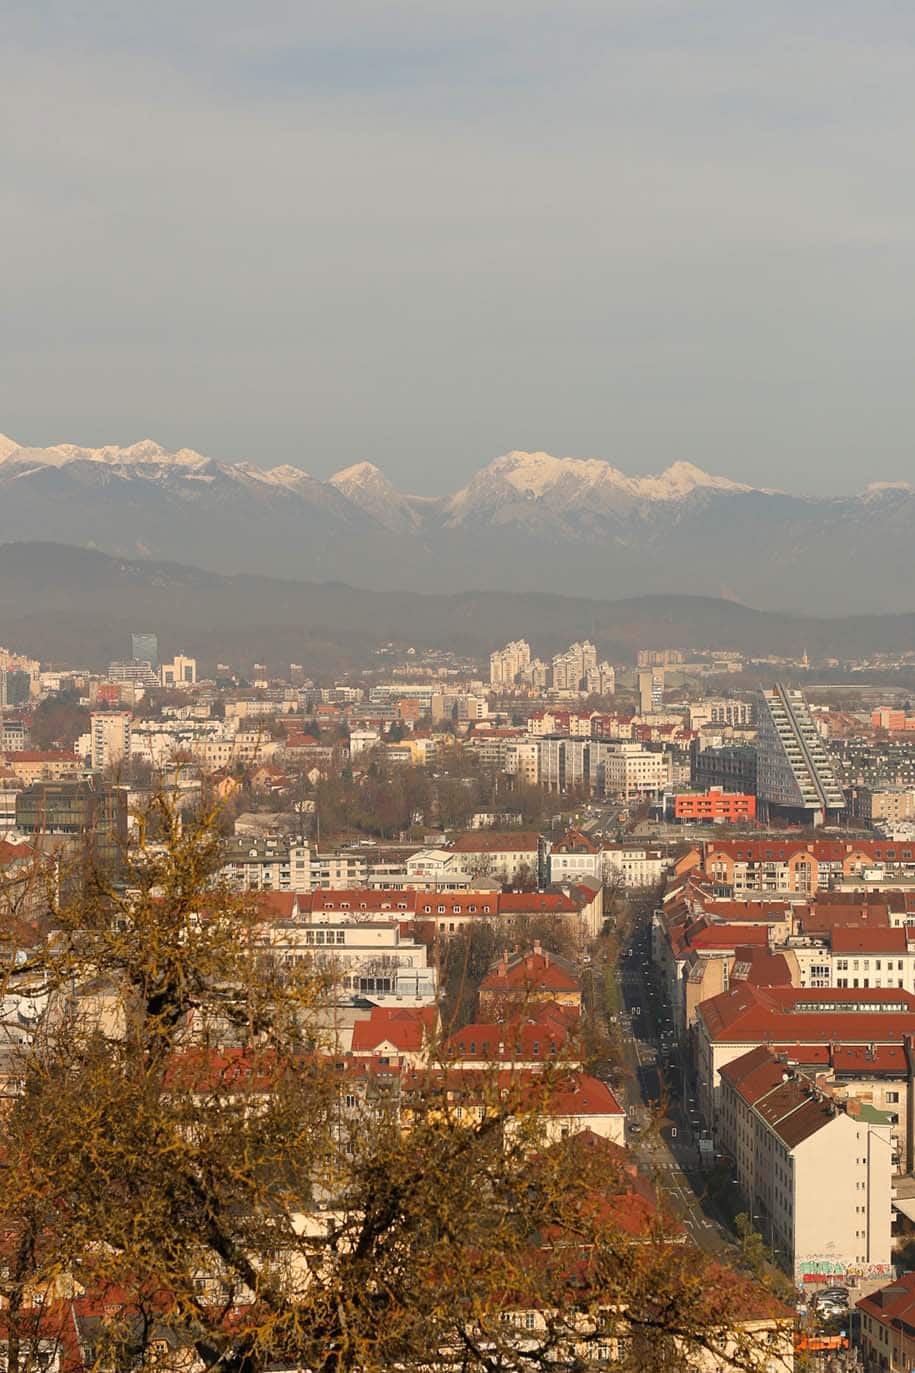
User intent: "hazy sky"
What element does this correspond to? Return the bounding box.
[4,1,915,496]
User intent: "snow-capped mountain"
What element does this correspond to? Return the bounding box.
[328,461,427,532]
[0,435,913,612]
[443,452,754,534]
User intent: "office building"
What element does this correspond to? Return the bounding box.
[130,632,159,668]
[756,684,845,826]
[160,655,197,688]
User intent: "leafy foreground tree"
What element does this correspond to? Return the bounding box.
[0,800,793,1373]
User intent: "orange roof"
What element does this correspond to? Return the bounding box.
[857,1271,915,1333]
[350,1006,437,1055]
[481,950,579,996]
[699,985,915,1045]
[830,925,908,953]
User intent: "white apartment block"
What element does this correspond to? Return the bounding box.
[489,640,532,688]
[601,844,670,889]
[222,839,312,891]
[718,1046,892,1284]
[90,711,132,771]
[603,741,672,800]
[551,641,598,692]
[689,699,755,730]
[504,740,540,786]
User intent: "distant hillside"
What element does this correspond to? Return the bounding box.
[0,542,913,674]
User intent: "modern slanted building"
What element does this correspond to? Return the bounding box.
[756,684,845,826]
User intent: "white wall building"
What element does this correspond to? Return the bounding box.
[90,711,132,771]
[718,1045,892,1284]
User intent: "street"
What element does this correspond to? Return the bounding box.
[611,918,737,1257]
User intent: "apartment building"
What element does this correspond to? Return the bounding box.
[449,831,546,883]
[0,717,29,753]
[489,640,531,688]
[90,711,132,771]
[694,984,915,1127]
[551,641,598,692]
[2,751,82,784]
[718,1046,892,1284]
[549,830,603,884]
[222,837,312,891]
[602,843,670,889]
[856,786,915,825]
[603,741,672,800]
[688,699,756,730]
[504,739,540,786]
[703,837,915,896]
[857,1272,915,1370]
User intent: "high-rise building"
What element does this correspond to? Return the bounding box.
[160,655,197,688]
[489,640,531,688]
[0,668,32,708]
[551,641,598,692]
[131,632,159,668]
[585,662,616,697]
[90,712,132,771]
[756,683,845,826]
[637,668,665,715]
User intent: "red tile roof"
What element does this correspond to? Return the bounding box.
[731,948,794,987]
[688,924,769,951]
[798,903,891,935]
[830,925,909,953]
[857,1271,915,1332]
[0,840,33,865]
[699,985,915,1044]
[350,1006,437,1055]
[481,950,579,995]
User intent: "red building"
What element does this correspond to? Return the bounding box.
[674,787,756,823]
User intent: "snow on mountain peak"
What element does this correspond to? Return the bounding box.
[329,461,390,490]
[0,433,21,462]
[0,438,213,471]
[329,461,421,530]
[463,450,749,503]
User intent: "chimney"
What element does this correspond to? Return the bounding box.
[533,939,542,957]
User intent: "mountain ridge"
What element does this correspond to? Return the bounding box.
[1,435,913,612]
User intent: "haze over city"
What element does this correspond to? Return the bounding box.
[5,7,915,1372]
[5,1,915,495]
